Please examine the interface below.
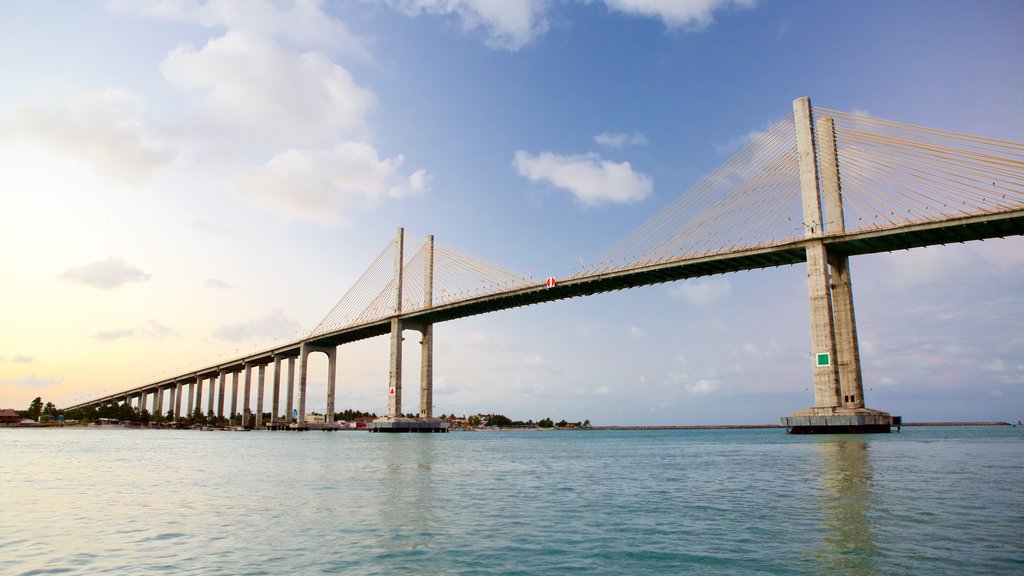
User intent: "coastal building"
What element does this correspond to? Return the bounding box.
[0,409,19,424]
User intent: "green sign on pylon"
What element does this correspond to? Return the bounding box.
[816,353,831,367]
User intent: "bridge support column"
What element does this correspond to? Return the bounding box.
[388,318,404,418]
[243,364,252,428]
[297,344,336,428]
[325,351,336,424]
[187,382,195,418]
[217,372,226,419]
[256,364,266,429]
[286,357,295,423]
[206,377,215,417]
[195,378,204,416]
[230,371,239,421]
[782,97,897,433]
[370,232,447,433]
[154,387,164,418]
[419,323,433,418]
[271,356,282,426]
[174,381,183,419]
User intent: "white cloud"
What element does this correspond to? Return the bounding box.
[11,355,34,364]
[2,89,174,185]
[204,278,233,289]
[237,143,429,223]
[386,0,548,51]
[514,150,652,206]
[162,30,376,147]
[58,257,152,290]
[594,131,648,148]
[107,0,369,57]
[213,309,301,343]
[667,277,731,306]
[714,126,766,154]
[523,354,545,366]
[94,320,178,342]
[685,378,720,394]
[628,325,646,338]
[0,374,64,389]
[602,0,757,30]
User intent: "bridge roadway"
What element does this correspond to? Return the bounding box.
[66,208,1024,411]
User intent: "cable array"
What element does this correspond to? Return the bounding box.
[577,114,803,277]
[308,105,1024,338]
[431,244,536,306]
[816,107,1024,232]
[308,239,399,336]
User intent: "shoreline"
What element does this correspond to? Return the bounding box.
[1,421,1012,430]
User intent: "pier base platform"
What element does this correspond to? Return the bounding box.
[367,417,450,433]
[781,408,900,434]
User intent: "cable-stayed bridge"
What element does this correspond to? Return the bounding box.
[65,98,1024,432]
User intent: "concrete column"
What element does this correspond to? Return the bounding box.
[419,235,434,419]
[818,117,866,409]
[420,325,433,418]
[388,318,404,418]
[285,357,295,423]
[794,97,824,238]
[154,387,164,417]
[298,346,308,425]
[174,381,183,419]
[256,364,266,429]
[187,382,195,418]
[388,227,405,418]
[230,371,239,420]
[137,391,146,414]
[805,243,841,408]
[166,386,175,419]
[243,364,252,426]
[794,97,841,409]
[217,372,226,419]
[206,377,215,417]
[271,356,282,425]
[326,348,337,423]
[194,377,202,415]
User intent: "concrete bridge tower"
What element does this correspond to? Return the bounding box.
[782,97,899,433]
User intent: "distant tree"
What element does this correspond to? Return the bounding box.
[467,415,481,427]
[486,414,513,427]
[26,397,43,420]
[583,419,591,428]
[537,417,554,429]
[42,401,57,416]
[556,419,568,428]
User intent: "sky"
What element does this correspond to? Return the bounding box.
[1,0,1022,425]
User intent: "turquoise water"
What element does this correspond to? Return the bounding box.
[1,427,1022,575]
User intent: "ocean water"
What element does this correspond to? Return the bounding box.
[1,426,1022,575]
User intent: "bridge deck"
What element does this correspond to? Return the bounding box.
[65,209,1024,411]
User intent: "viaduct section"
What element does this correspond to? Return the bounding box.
[64,97,1024,433]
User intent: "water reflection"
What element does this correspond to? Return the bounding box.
[813,439,880,576]
[371,436,442,566]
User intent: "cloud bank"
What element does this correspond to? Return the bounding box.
[59,257,152,290]
[514,150,652,206]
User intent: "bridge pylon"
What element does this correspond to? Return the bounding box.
[370,229,448,432]
[782,97,899,433]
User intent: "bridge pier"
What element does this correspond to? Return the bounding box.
[782,97,898,434]
[174,381,183,419]
[255,364,266,429]
[230,371,239,422]
[297,343,336,428]
[370,231,447,432]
